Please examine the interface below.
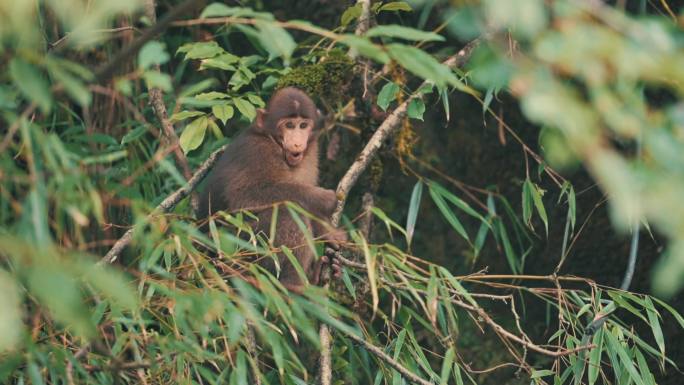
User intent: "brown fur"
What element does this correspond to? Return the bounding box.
[198,87,344,291]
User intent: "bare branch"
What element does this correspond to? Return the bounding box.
[101,144,228,264]
[144,0,196,212]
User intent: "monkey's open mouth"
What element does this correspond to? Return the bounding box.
[286,151,304,166]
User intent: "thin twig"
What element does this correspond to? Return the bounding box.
[101,144,228,264]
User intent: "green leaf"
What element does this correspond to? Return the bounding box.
[366,25,444,42]
[341,35,390,63]
[138,41,169,69]
[531,370,555,378]
[180,41,225,60]
[82,264,138,311]
[143,71,172,92]
[429,186,469,242]
[0,271,22,352]
[10,58,52,113]
[179,116,209,153]
[378,2,413,12]
[47,62,91,107]
[406,181,423,246]
[407,98,426,121]
[170,110,205,122]
[341,4,362,27]
[233,97,256,121]
[588,329,604,385]
[255,20,296,63]
[200,53,240,71]
[604,330,646,385]
[644,297,665,361]
[522,179,533,228]
[531,182,548,235]
[439,347,455,385]
[195,91,229,100]
[200,3,238,18]
[212,104,235,125]
[377,81,399,111]
[27,265,94,338]
[387,44,462,88]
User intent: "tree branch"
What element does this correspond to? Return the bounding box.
[101,144,228,264]
[143,0,196,212]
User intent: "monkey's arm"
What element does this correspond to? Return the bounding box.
[235,182,337,218]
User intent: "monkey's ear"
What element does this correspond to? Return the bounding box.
[255,108,267,132]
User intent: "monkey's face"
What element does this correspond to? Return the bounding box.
[277,117,314,167]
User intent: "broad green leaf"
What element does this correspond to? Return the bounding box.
[378,2,413,12]
[10,58,52,113]
[366,25,444,42]
[531,370,555,378]
[212,104,235,125]
[179,116,209,153]
[195,91,229,100]
[180,41,225,60]
[233,97,256,121]
[82,264,138,311]
[377,81,399,111]
[138,41,169,69]
[170,110,205,122]
[406,181,423,246]
[407,98,426,121]
[200,53,240,71]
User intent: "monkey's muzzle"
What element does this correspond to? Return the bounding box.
[286,151,304,166]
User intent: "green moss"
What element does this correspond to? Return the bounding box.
[276,50,354,106]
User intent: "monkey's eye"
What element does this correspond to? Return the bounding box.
[299,122,308,129]
[285,121,295,129]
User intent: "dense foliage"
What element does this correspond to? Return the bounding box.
[1,1,683,384]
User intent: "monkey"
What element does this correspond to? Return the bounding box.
[198,87,345,292]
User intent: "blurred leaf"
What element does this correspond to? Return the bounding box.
[138,41,170,69]
[388,44,462,88]
[255,20,296,63]
[341,35,390,63]
[82,264,138,311]
[10,58,52,113]
[366,25,444,42]
[483,0,547,38]
[27,264,94,338]
[341,4,362,27]
[179,116,208,153]
[143,71,172,92]
[0,271,22,352]
[46,61,91,106]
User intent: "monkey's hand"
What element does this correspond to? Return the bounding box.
[314,221,347,250]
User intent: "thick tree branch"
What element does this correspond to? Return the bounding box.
[101,144,228,264]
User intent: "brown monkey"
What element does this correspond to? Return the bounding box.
[198,87,345,292]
